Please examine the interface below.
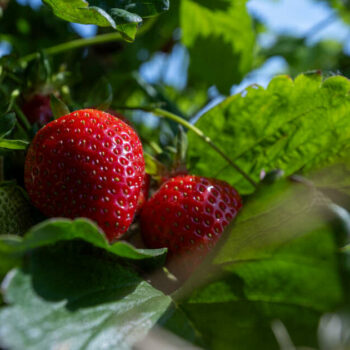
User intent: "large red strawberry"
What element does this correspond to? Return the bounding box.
[140,175,242,274]
[21,94,53,127]
[24,109,145,241]
[104,109,148,216]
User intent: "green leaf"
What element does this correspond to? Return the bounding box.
[42,0,123,27]
[0,241,171,350]
[156,303,205,347]
[0,218,168,277]
[306,155,350,198]
[180,0,255,93]
[42,0,169,41]
[0,139,28,150]
[187,73,350,194]
[86,77,113,111]
[111,0,170,17]
[0,113,16,138]
[144,152,167,177]
[176,180,344,350]
[50,94,70,119]
[326,0,350,23]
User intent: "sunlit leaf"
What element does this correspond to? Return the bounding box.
[43,0,169,41]
[188,73,350,194]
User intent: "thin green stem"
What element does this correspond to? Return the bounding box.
[118,106,258,188]
[19,32,123,65]
[13,104,31,132]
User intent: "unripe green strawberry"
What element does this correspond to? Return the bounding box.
[0,183,34,235]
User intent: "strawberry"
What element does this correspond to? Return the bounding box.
[105,109,148,216]
[24,109,145,241]
[21,94,53,127]
[0,183,34,235]
[135,174,150,216]
[140,175,242,274]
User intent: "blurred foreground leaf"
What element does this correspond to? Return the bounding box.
[0,113,16,138]
[0,139,29,150]
[176,180,345,350]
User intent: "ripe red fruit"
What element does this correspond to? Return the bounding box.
[104,109,148,216]
[135,174,150,216]
[140,175,242,272]
[21,94,53,127]
[24,109,145,241]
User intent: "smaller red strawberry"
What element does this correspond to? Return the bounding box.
[140,175,242,277]
[21,94,53,127]
[135,174,150,216]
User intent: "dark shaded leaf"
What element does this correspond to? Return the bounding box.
[181,0,254,93]
[50,94,70,119]
[0,241,171,350]
[86,77,113,110]
[0,113,16,138]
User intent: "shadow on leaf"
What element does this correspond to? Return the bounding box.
[23,240,140,311]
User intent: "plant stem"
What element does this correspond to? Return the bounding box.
[118,106,258,188]
[18,32,123,65]
[13,104,31,132]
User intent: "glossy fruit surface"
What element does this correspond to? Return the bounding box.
[135,174,150,216]
[140,175,242,266]
[24,109,145,241]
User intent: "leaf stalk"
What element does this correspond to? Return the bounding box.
[117,106,258,188]
[18,32,123,65]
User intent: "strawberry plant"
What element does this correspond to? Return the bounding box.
[1,1,350,349]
